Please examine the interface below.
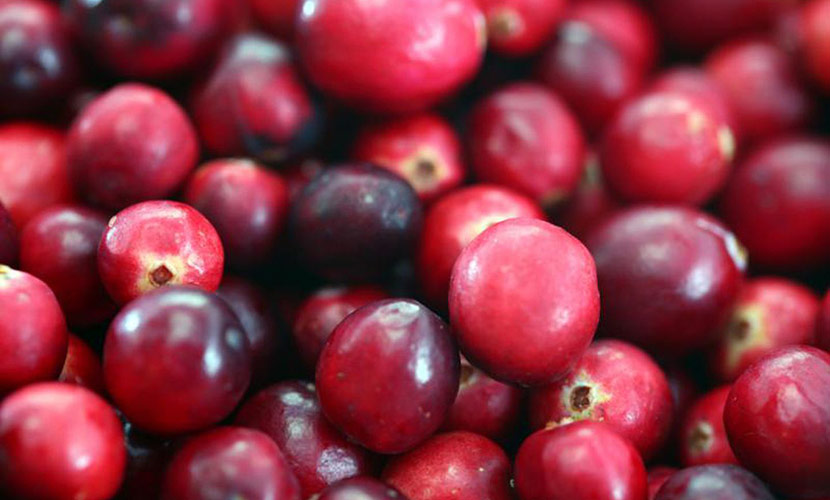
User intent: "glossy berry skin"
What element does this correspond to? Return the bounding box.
[247,0,299,40]
[679,386,738,467]
[98,201,224,305]
[450,218,599,386]
[468,83,586,207]
[67,84,199,210]
[235,381,376,497]
[720,137,830,271]
[0,383,126,500]
[416,185,544,310]
[317,477,404,500]
[649,467,679,500]
[296,0,485,114]
[724,346,830,498]
[184,159,289,268]
[0,266,67,394]
[59,334,105,396]
[382,432,512,500]
[316,299,460,454]
[352,113,464,204]
[600,90,735,205]
[654,465,775,500]
[477,0,566,56]
[290,163,423,282]
[586,206,747,357]
[819,292,830,351]
[801,0,830,92]
[515,421,648,500]
[162,427,300,500]
[103,286,251,435]
[0,202,17,265]
[529,339,673,460]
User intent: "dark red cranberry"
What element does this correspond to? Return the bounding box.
[103,286,251,435]
[0,383,125,500]
[724,346,830,498]
[0,266,67,394]
[468,83,586,208]
[98,201,224,305]
[818,291,830,351]
[289,163,423,282]
[316,299,459,453]
[317,477,404,500]
[800,0,830,91]
[477,0,566,55]
[654,465,775,500]
[59,334,105,396]
[0,201,17,265]
[118,422,173,500]
[284,158,325,204]
[162,427,300,500]
[382,431,512,500]
[529,339,673,460]
[67,84,199,210]
[679,386,738,467]
[586,206,747,357]
[551,153,622,240]
[649,467,679,500]
[515,421,648,500]
[296,0,485,113]
[247,0,299,40]
[20,205,116,327]
[450,218,599,386]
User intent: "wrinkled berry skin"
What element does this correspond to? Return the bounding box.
[586,206,746,357]
[679,386,738,467]
[316,299,460,454]
[0,383,126,500]
[724,346,830,498]
[0,202,17,265]
[290,164,423,282]
[296,0,485,114]
[450,218,599,386]
[382,431,513,500]
[59,334,106,395]
[478,0,566,55]
[104,286,251,435]
[800,0,830,92]
[515,421,648,500]
[654,465,775,500]
[247,0,299,40]
[317,477,404,500]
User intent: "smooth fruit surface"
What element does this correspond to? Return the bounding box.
[59,334,105,395]
[679,386,738,467]
[654,464,775,500]
[478,0,566,55]
[317,477,404,500]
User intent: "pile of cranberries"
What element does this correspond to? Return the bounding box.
[2,0,830,499]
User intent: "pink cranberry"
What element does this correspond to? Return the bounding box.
[103,286,251,435]
[98,201,224,305]
[0,383,125,500]
[800,0,830,92]
[649,467,679,500]
[67,84,199,210]
[477,0,566,55]
[59,334,105,396]
[316,299,459,454]
[296,0,485,113]
[515,421,648,500]
[468,83,586,208]
[551,154,622,240]
[679,386,738,467]
[162,427,300,500]
[818,292,830,351]
[0,201,17,266]
[0,266,67,394]
[450,218,599,385]
[317,477,404,500]
[654,465,775,500]
[247,0,299,40]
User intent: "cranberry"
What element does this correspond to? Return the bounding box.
[551,154,622,240]
[296,0,485,113]
[119,423,173,500]
[679,386,738,467]
[382,431,512,500]
[515,421,648,500]
[800,0,830,92]
[289,163,423,282]
[98,201,224,305]
[600,90,736,205]
[316,299,459,453]
[162,427,300,500]
[284,158,325,204]
[649,467,679,500]
[20,205,116,327]
[477,0,566,55]
[0,201,17,266]
[468,83,586,208]
[353,113,464,204]
[59,334,105,395]
[247,0,299,40]
[67,84,199,210]
[586,206,747,357]
[818,291,830,351]
[318,478,404,500]
[724,346,830,498]
[0,383,125,500]
[0,266,67,394]
[103,286,251,435]
[416,185,544,310]
[654,464,776,500]
[450,218,599,385]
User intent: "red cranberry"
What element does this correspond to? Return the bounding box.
[600,90,736,205]
[316,299,459,453]
[800,0,830,91]
[59,334,105,396]
[654,464,776,500]
[162,427,300,500]
[551,154,622,240]
[296,0,485,113]
[103,286,251,435]
[529,339,673,460]
[649,467,679,500]
[818,291,830,351]
[724,345,830,498]
[67,84,199,210]
[0,266,67,394]
[20,205,116,327]
[382,431,512,500]
[719,137,830,270]
[0,201,17,266]
[352,113,464,204]
[477,0,566,56]
[515,421,648,500]
[0,383,125,500]
[317,477,404,500]
[416,185,544,310]
[450,218,599,385]
[679,386,738,467]
[468,83,586,208]
[247,0,299,40]
[586,206,747,357]
[98,201,224,305]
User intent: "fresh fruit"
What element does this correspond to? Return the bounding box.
[653,464,775,500]
[679,386,738,467]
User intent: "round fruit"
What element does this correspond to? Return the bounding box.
[679,386,738,467]
[654,464,775,500]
